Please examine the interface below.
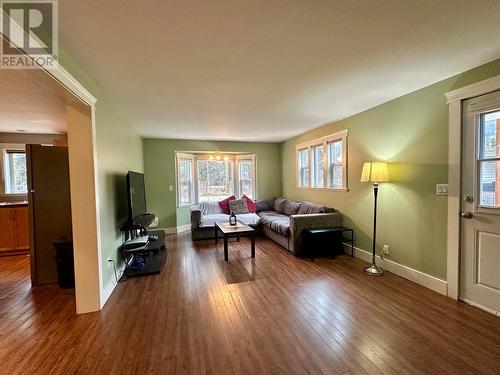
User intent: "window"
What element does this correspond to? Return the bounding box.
[176,152,256,205]
[177,156,194,205]
[297,148,309,187]
[237,156,256,199]
[295,129,348,190]
[312,144,323,187]
[197,158,234,202]
[327,140,343,188]
[2,145,27,195]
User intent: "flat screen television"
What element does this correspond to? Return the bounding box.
[126,171,147,223]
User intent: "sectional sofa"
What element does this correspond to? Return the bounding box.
[190,197,342,256]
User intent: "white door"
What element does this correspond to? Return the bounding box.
[460,90,500,315]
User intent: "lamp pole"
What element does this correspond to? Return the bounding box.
[365,181,383,276]
[372,182,378,265]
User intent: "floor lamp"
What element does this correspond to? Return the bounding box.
[360,162,389,276]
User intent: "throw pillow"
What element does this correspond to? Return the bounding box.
[283,200,302,216]
[274,197,287,214]
[255,197,275,212]
[218,195,236,215]
[297,201,329,214]
[242,194,256,213]
[229,199,249,215]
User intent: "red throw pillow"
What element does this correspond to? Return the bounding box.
[218,195,236,214]
[242,194,256,213]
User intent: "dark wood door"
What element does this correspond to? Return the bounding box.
[27,145,72,285]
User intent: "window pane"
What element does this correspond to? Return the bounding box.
[327,141,343,188]
[479,160,500,207]
[298,148,309,186]
[238,160,254,199]
[5,152,27,194]
[312,145,323,187]
[197,160,233,201]
[480,111,500,159]
[178,158,193,205]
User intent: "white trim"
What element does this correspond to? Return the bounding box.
[344,244,448,296]
[161,224,191,235]
[446,74,500,300]
[460,297,500,316]
[446,75,500,104]
[100,261,126,306]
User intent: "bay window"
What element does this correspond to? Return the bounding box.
[295,129,348,190]
[176,152,256,205]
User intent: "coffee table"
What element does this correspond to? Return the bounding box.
[214,221,256,261]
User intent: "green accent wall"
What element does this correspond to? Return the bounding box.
[281,58,500,280]
[143,139,282,228]
[59,50,144,293]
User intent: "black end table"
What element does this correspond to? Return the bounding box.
[303,226,354,261]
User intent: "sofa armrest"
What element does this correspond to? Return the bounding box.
[190,204,201,231]
[289,212,343,255]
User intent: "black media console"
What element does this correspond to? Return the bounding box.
[120,214,167,279]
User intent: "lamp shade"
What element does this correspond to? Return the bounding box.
[360,162,389,183]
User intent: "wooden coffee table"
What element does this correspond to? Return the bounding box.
[214,221,256,261]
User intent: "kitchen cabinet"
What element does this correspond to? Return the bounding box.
[0,205,29,255]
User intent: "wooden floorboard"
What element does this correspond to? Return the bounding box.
[1,233,500,374]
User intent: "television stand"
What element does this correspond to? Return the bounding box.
[120,229,166,279]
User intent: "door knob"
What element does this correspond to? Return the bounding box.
[459,211,473,219]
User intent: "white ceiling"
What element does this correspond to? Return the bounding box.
[0,69,68,134]
[59,0,500,142]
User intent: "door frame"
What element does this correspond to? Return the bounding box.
[446,74,500,300]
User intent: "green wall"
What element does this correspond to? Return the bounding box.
[282,58,500,280]
[59,51,144,294]
[143,139,282,228]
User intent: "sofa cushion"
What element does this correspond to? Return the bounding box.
[229,199,249,214]
[200,213,260,227]
[274,197,287,214]
[283,199,301,216]
[255,198,275,212]
[257,211,290,236]
[218,195,236,214]
[242,194,256,213]
[199,201,224,215]
[298,201,329,214]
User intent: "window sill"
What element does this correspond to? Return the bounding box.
[296,186,349,192]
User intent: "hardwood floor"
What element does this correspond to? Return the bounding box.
[1,234,500,374]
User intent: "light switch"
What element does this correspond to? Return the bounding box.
[168,185,173,191]
[436,184,448,196]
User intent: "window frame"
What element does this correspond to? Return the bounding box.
[175,152,257,207]
[0,143,28,198]
[295,129,349,191]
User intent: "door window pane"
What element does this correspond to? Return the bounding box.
[480,111,500,159]
[312,145,323,187]
[479,161,500,207]
[197,160,233,201]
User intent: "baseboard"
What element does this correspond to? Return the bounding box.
[344,244,448,296]
[100,261,126,308]
[162,225,190,235]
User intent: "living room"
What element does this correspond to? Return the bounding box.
[1,1,500,374]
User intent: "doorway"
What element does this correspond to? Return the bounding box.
[460,90,500,315]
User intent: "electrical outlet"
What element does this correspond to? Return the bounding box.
[382,245,389,255]
[107,257,113,269]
